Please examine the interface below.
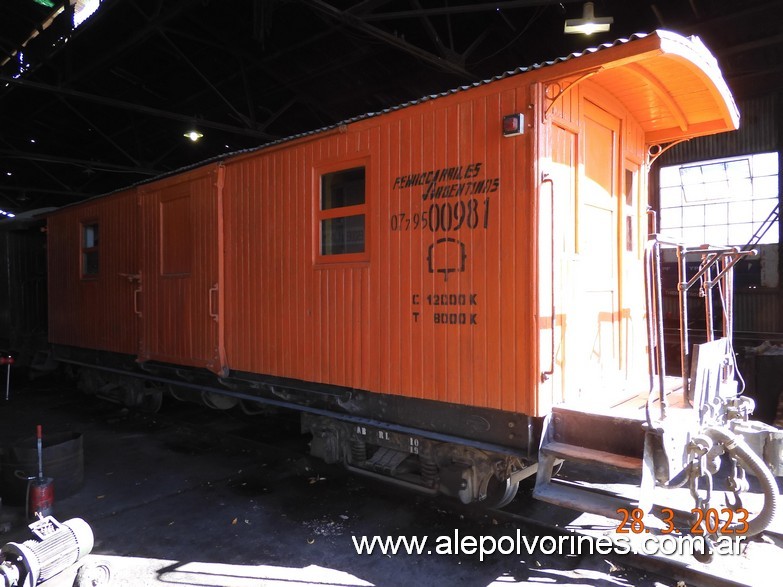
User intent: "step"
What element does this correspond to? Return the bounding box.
[549,406,646,457]
[541,441,643,472]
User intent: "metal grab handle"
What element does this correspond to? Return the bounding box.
[121,271,143,317]
[209,283,219,322]
[540,176,556,383]
[133,285,142,317]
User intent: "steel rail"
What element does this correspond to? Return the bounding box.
[489,503,757,587]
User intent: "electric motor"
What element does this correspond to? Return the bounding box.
[0,517,93,587]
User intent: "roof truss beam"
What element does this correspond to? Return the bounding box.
[157,30,254,127]
[302,0,473,77]
[359,0,578,20]
[0,75,275,139]
[57,95,143,167]
[0,149,159,176]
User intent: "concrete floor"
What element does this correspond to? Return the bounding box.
[0,375,775,587]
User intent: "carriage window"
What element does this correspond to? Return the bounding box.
[319,166,366,257]
[81,222,99,277]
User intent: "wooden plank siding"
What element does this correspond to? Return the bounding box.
[48,189,140,355]
[46,31,740,419]
[221,81,536,414]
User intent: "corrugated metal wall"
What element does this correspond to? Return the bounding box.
[0,227,47,359]
[650,95,780,211]
[654,95,778,166]
[734,290,783,339]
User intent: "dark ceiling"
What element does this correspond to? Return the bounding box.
[1,0,782,215]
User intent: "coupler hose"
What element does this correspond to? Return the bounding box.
[705,426,779,537]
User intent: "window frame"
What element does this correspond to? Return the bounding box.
[314,158,370,265]
[80,220,100,279]
[623,162,641,256]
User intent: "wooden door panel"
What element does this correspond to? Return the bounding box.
[575,100,622,396]
[138,168,224,373]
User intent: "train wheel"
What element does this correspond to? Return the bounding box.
[240,399,268,415]
[482,477,519,509]
[138,389,163,413]
[77,369,104,395]
[168,384,191,402]
[201,391,239,410]
[119,379,163,413]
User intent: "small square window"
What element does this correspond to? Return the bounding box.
[317,165,367,260]
[322,167,365,210]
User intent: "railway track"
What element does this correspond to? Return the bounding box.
[115,394,779,587]
[487,502,757,587]
[489,472,781,587]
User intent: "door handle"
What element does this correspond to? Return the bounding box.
[209,283,219,322]
[119,272,142,317]
[119,272,141,282]
[133,285,142,317]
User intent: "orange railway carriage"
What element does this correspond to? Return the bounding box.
[48,31,758,510]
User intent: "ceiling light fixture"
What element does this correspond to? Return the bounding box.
[564,2,613,35]
[184,130,204,142]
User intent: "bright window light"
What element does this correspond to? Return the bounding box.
[659,152,779,246]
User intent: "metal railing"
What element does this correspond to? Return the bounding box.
[644,234,757,423]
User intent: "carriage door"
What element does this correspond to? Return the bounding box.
[138,168,226,375]
[574,99,623,398]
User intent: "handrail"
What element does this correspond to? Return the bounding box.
[643,234,756,419]
[540,176,556,383]
[644,234,667,423]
